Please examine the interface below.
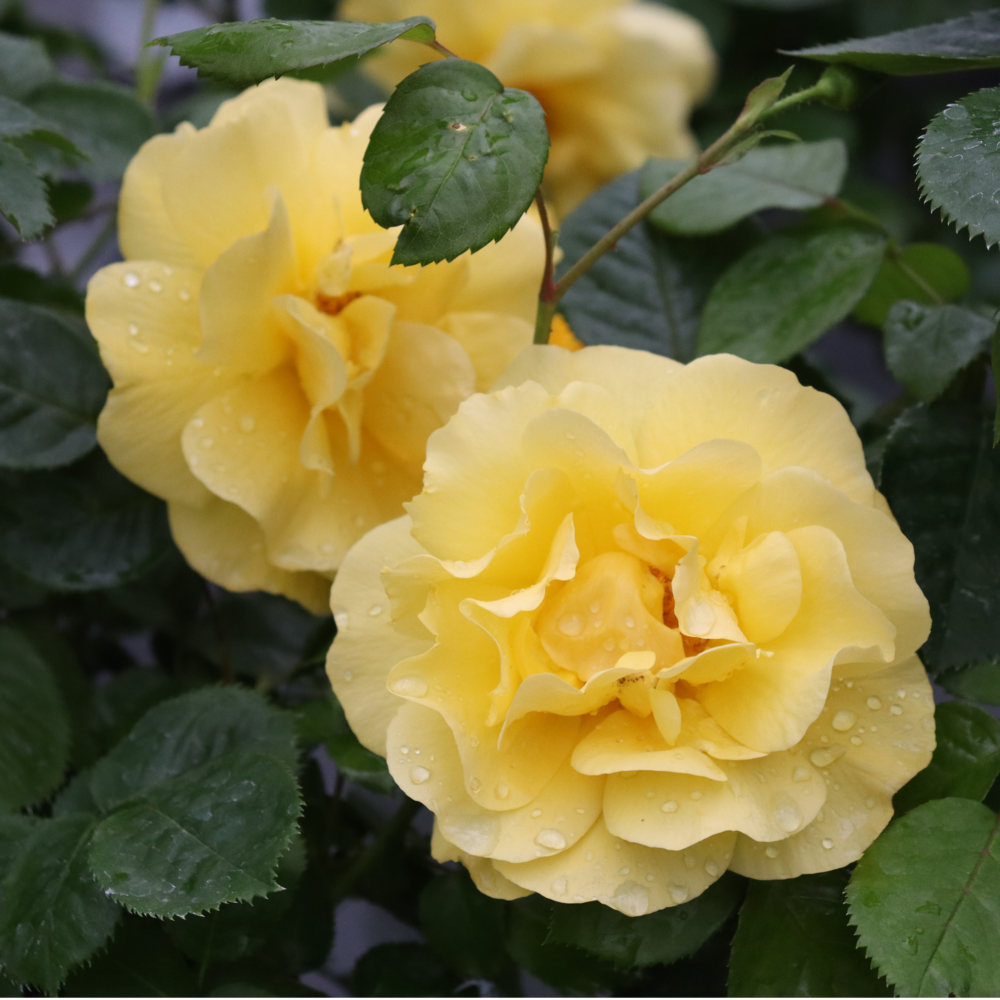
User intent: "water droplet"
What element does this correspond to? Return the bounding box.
[590,601,601,613]
[661,800,678,813]
[124,272,140,287]
[392,676,428,697]
[897,689,906,699]
[469,777,481,793]
[149,280,162,292]
[127,323,139,336]
[793,766,810,782]
[618,866,630,875]
[774,801,802,833]
[192,417,204,428]
[668,885,689,904]
[178,287,190,301]
[865,797,875,808]
[369,604,383,616]
[551,876,568,895]
[558,614,583,637]
[585,851,595,861]
[890,704,903,716]
[129,340,149,354]
[535,829,566,850]
[765,846,779,859]
[410,766,430,784]
[809,746,845,768]
[944,103,969,120]
[690,791,703,800]
[343,669,353,681]
[851,735,863,746]
[531,808,543,818]
[704,860,719,877]
[822,838,834,850]
[964,140,984,149]
[832,710,857,732]
[612,882,649,916]
[495,782,509,800]
[200,437,214,449]
[239,415,255,432]
[461,88,478,101]
[624,616,635,628]
[593,619,604,629]
[603,637,616,651]
[867,696,882,710]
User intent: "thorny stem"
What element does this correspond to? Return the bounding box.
[533,190,557,344]
[537,74,841,341]
[136,0,165,108]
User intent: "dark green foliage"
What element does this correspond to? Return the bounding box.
[348,942,460,997]
[361,58,549,266]
[730,870,890,996]
[788,10,1000,74]
[0,625,70,811]
[894,701,1000,813]
[918,86,1000,249]
[939,659,1000,704]
[556,172,754,361]
[0,32,54,99]
[848,799,1000,996]
[880,403,1000,674]
[0,816,120,993]
[0,297,108,469]
[642,139,847,236]
[883,301,994,402]
[697,224,887,362]
[153,17,436,88]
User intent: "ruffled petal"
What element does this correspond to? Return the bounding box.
[431,824,533,900]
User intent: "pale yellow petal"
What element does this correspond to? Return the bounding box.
[431,824,534,900]
[636,355,875,506]
[328,516,433,755]
[438,312,533,393]
[602,748,826,851]
[494,816,735,914]
[363,322,477,466]
[169,497,330,613]
[731,655,935,879]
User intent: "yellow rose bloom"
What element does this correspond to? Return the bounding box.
[85,78,544,613]
[341,0,716,215]
[328,347,935,914]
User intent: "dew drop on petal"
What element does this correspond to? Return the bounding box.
[400,745,409,755]
[558,614,583,636]
[832,710,857,732]
[851,736,863,746]
[149,280,162,292]
[495,782,509,800]
[551,876,568,896]
[392,676,428,697]
[661,800,678,813]
[890,705,903,716]
[690,790,703,800]
[822,838,834,850]
[343,669,353,681]
[124,272,140,287]
[531,808,542,818]
[867,697,882,710]
[535,829,567,850]
[668,885,689,904]
[704,860,719,877]
[410,766,430,784]
[765,846,779,859]
[469,777,481,793]
[369,604,383,616]
[793,766,810,782]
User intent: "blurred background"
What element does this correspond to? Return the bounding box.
[2,1,998,995]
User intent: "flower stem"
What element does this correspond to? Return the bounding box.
[533,190,557,345]
[136,0,165,108]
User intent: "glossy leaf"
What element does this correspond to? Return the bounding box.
[548,870,743,968]
[0,626,70,812]
[90,685,298,812]
[361,58,548,265]
[918,86,1000,248]
[939,659,1000,704]
[642,139,847,236]
[295,694,394,794]
[0,814,37,878]
[697,224,887,363]
[0,451,171,591]
[23,82,154,182]
[152,17,436,88]
[0,138,51,238]
[730,870,889,997]
[894,701,1000,813]
[883,301,994,402]
[879,403,1000,674]
[0,32,54,99]
[848,798,1000,996]
[0,298,108,469]
[89,752,300,918]
[0,816,120,993]
[556,172,754,361]
[853,243,971,327]
[787,11,1000,74]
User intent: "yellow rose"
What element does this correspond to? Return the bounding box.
[341,0,716,216]
[85,78,544,613]
[328,347,934,914]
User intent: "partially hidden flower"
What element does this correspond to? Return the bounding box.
[342,0,716,216]
[86,78,544,613]
[328,347,934,914]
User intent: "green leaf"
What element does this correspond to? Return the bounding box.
[0,451,172,591]
[848,798,1000,996]
[0,816,120,993]
[697,224,887,363]
[0,625,70,812]
[0,262,84,313]
[994,325,1000,445]
[556,172,756,362]
[62,914,198,998]
[348,942,460,998]
[894,701,1000,813]
[0,138,51,238]
[419,870,515,986]
[917,86,1000,249]
[152,17,436,89]
[361,58,549,266]
[295,695,394,794]
[0,814,37,879]
[787,10,1000,74]
[879,403,1000,674]
[0,32,54,99]
[89,667,182,757]
[883,302,994,402]
[853,243,971,327]
[547,870,742,968]
[642,139,847,236]
[23,82,154,182]
[0,298,108,469]
[939,659,1000,704]
[90,685,298,812]
[89,752,301,918]
[730,869,889,997]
